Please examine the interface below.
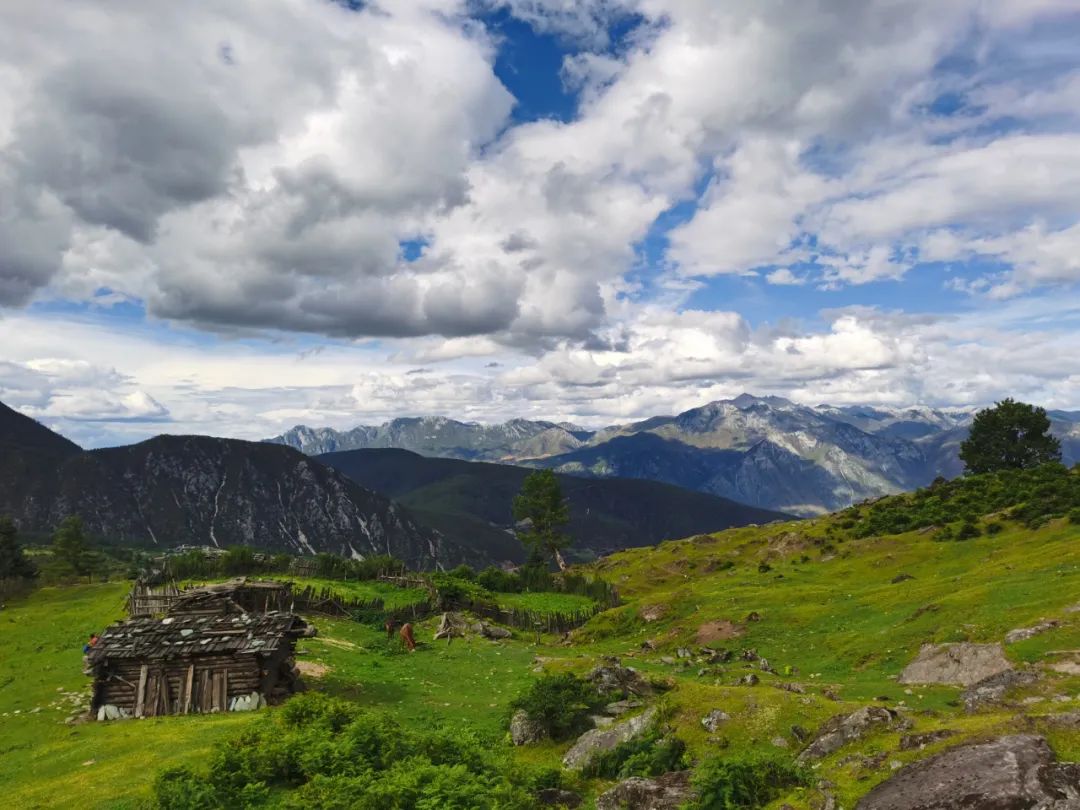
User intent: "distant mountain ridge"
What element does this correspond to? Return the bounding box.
[0,403,461,568]
[271,396,1080,515]
[0,399,785,568]
[318,448,788,563]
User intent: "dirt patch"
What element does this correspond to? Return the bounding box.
[315,637,358,651]
[296,661,331,678]
[696,620,744,644]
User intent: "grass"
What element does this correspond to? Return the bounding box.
[283,576,429,610]
[495,590,597,615]
[3,478,1079,807]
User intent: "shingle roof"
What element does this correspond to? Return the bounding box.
[86,611,311,662]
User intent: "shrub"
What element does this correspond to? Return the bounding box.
[154,693,535,810]
[508,673,603,740]
[582,729,688,779]
[1068,507,1080,525]
[689,753,808,810]
[985,521,1004,536]
[955,519,981,541]
[476,566,522,593]
[757,562,772,573]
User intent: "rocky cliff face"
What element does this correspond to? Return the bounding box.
[270,416,591,461]
[0,410,459,568]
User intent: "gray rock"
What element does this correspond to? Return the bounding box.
[797,706,909,764]
[563,707,657,770]
[676,647,693,659]
[855,734,1080,809]
[589,657,654,697]
[510,709,547,746]
[1005,619,1059,644]
[961,669,1039,711]
[596,770,695,810]
[589,714,615,728]
[701,709,730,732]
[478,622,512,640]
[898,729,955,751]
[898,642,1013,687]
[537,788,582,807]
[739,673,760,686]
[605,699,643,716]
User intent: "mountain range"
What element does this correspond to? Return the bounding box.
[0,400,782,567]
[271,395,1080,515]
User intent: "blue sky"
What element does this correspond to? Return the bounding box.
[1,0,1079,446]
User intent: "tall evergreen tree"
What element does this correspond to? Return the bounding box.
[52,515,91,578]
[959,399,1062,474]
[0,517,37,580]
[512,469,571,571]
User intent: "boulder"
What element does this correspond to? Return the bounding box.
[478,622,513,640]
[961,669,1038,712]
[898,643,1013,687]
[797,707,909,764]
[701,709,730,732]
[510,709,547,746]
[563,707,657,770]
[589,657,654,697]
[596,770,695,810]
[855,735,1080,809]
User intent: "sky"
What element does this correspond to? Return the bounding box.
[2,0,1080,448]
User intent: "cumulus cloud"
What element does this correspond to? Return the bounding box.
[1,0,1079,439]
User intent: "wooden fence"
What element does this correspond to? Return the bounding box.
[291,582,606,634]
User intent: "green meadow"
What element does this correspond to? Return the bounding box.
[2,483,1079,807]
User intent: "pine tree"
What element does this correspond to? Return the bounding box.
[52,515,91,579]
[0,517,37,580]
[512,470,571,571]
[959,399,1062,474]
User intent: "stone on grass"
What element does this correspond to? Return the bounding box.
[589,657,654,697]
[855,735,1080,809]
[961,669,1038,712]
[1005,620,1059,644]
[510,709,547,746]
[562,707,657,770]
[898,643,1012,687]
[596,770,695,810]
[701,709,730,732]
[797,707,909,764]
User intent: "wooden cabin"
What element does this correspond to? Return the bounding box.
[86,591,315,720]
[127,569,181,618]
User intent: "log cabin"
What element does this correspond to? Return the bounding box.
[86,589,315,720]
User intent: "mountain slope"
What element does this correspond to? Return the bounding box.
[318,448,790,563]
[273,396,1080,517]
[0,402,467,568]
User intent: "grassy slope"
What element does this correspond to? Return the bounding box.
[3,514,1078,807]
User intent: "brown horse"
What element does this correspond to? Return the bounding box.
[399,622,417,652]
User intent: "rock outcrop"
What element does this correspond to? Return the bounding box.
[797,707,909,764]
[563,707,657,770]
[509,709,547,746]
[701,709,730,732]
[595,771,695,810]
[898,643,1013,687]
[855,735,1080,809]
[1005,619,1060,644]
[961,669,1038,711]
[589,658,654,698]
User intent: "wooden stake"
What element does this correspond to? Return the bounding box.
[135,665,148,718]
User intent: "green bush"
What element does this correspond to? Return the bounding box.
[849,464,1080,539]
[955,519,981,541]
[689,753,808,810]
[508,673,603,741]
[582,728,688,779]
[476,566,522,593]
[153,693,535,810]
